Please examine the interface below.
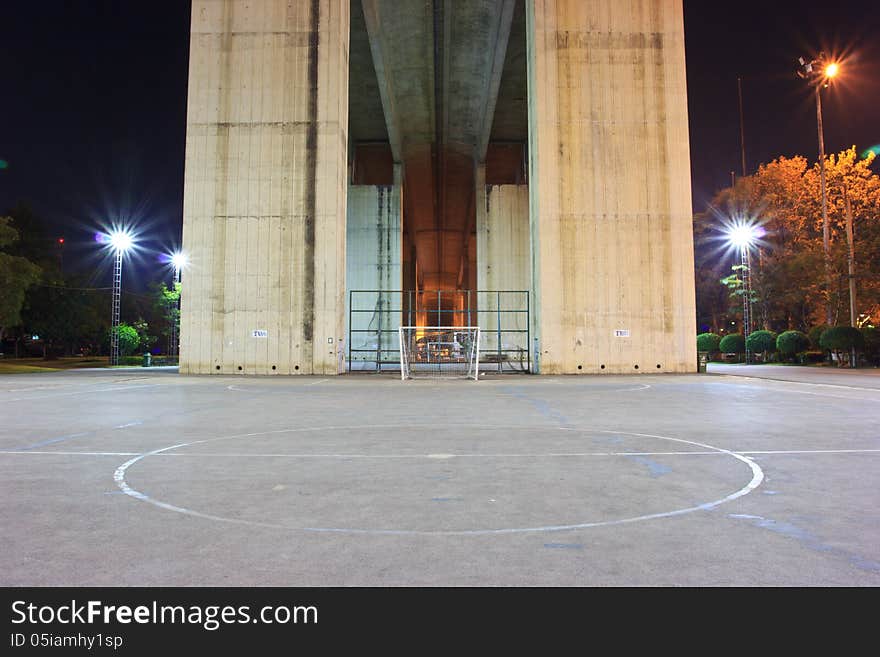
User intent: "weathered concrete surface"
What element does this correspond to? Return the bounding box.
[476,165,530,354]
[180,0,349,375]
[345,174,402,367]
[181,0,698,379]
[708,363,880,389]
[1,367,878,586]
[527,0,696,374]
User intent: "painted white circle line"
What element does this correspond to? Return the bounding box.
[113,424,764,536]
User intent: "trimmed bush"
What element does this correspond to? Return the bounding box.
[862,327,879,365]
[808,325,830,350]
[719,333,745,354]
[776,330,810,361]
[746,330,777,359]
[819,326,864,367]
[697,332,722,353]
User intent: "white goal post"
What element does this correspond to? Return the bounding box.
[399,326,481,381]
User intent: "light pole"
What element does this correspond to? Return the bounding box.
[727,222,759,364]
[169,251,187,359]
[105,229,134,366]
[798,54,840,326]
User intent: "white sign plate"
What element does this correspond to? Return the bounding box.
[252,329,268,338]
[614,329,630,338]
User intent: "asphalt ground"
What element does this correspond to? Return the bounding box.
[1,366,878,586]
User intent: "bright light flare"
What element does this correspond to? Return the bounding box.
[726,222,762,249]
[824,62,840,79]
[170,251,188,271]
[107,229,134,253]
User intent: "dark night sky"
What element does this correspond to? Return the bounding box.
[0,1,878,287]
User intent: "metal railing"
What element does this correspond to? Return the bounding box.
[348,289,530,373]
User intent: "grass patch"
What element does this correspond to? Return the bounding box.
[0,357,109,374]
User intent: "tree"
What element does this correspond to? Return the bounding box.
[697,332,721,353]
[694,148,880,333]
[109,323,141,357]
[149,281,180,354]
[862,327,880,366]
[746,330,777,362]
[819,326,864,367]
[0,217,42,342]
[131,318,156,353]
[719,334,745,356]
[776,330,810,362]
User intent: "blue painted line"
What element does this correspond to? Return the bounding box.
[729,514,880,574]
[544,543,585,550]
[500,387,571,426]
[627,454,671,478]
[17,432,91,451]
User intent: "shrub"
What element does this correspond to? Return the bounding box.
[719,333,745,354]
[776,330,810,361]
[108,323,141,357]
[819,326,864,367]
[697,332,722,353]
[808,325,830,350]
[746,330,777,359]
[862,327,879,365]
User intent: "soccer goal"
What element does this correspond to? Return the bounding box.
[399,326,481,381]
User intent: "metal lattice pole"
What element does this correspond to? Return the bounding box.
[741,246,751,365]
[170,266,181,359]
[110,249,123,365]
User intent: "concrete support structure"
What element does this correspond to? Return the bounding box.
[180,0,349,375]
[527,0,696,373]
[476,163,530,354]
[345,168,402,369]
[181,0,696,376]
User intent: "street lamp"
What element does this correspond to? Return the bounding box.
[798,53,840,326]
[727,221,760,364]
[168,251,187,358]
[103,229,135,366]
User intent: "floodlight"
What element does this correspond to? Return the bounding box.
[170,252,188,271]
[726,223,758,249]
[108,229,134,253]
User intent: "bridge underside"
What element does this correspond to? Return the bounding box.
[180,0,697,375]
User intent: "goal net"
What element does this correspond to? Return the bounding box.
[399,326,481,380]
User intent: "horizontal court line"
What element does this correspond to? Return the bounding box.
[718,374,880,393]
[0,384,163,403]
[1,449,879,458]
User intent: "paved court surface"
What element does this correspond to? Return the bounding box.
[1,366,878,586]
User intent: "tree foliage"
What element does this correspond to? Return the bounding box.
[819,326,864,367]
[746,330,777,358]
[776,330,810,359]
[110,323,141,357]
[696,332,721,353]
[694,147,880,334]
[719,334,745,354]
[0,217,42,339]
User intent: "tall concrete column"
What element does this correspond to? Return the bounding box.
[476,163,531,360]
[345,165,403,370]
[526,0,696,374]
[180,0,349,375]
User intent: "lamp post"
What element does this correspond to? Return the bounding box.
[798,54,840,326]
[106,229,134,366]
[169,252,187,359]
[727,222,759,365]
